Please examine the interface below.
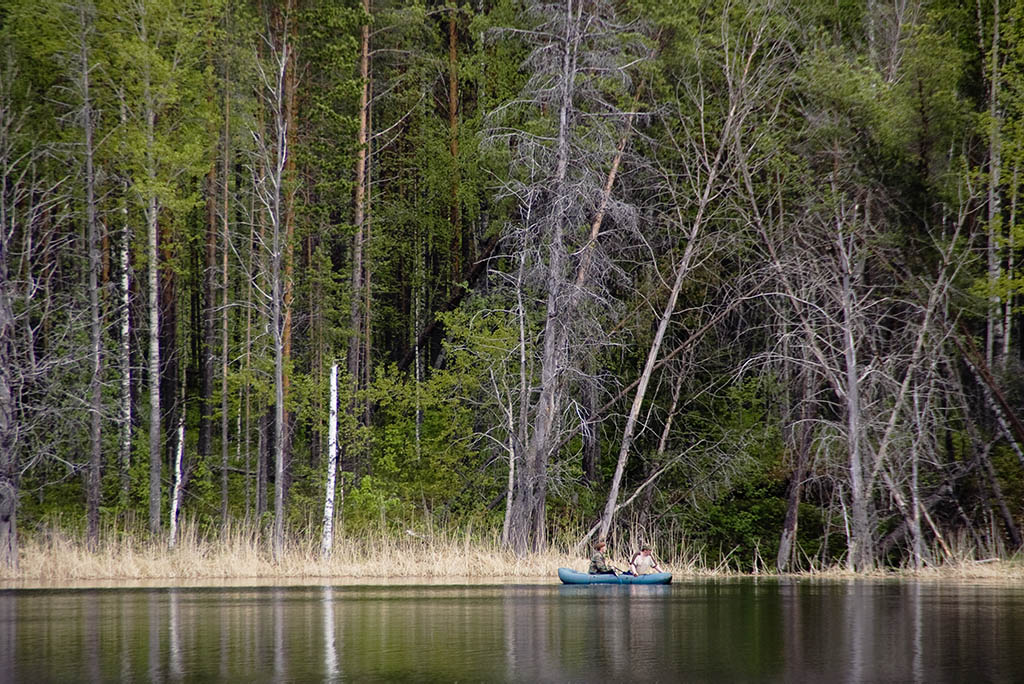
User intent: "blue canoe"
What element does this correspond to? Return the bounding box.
[557,567,672,585]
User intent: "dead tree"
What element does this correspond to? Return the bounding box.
[251,19,293,559]
[485,0,649,554]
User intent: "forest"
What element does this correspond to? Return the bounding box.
[0,0,1022,574]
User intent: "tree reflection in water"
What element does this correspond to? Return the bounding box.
[1,580,1023,682]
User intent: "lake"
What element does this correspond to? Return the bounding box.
[2,578,1022,682]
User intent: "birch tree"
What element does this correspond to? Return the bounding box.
[106,0,213,536]
[320,362,338,557]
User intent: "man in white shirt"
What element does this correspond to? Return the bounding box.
[628,545,663,575]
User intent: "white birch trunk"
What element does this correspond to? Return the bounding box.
[119,189,132,497]
[143,10,162,536]
[320,363,338,558]
[169,409,185,548]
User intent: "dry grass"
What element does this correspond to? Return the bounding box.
[2,519,590,585]
[4,519,1022,586]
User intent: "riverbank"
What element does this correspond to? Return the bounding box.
[3,522,1022,587]
[1,521,694,585]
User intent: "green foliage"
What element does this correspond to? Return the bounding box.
[5,0,1024,573]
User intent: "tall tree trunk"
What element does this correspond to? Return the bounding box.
[264,26,291,561]
[220,52,231,524]
[502,249,529,548]
[245,175,256,521]
[596,85,730,540]
[272,226,285,559]
[349,0,370,426]
[838,225,872,572]
[0,125,17,570]
[986,0,1003,368]
[448,5,462,280]
[597,209,702,541]
[159,216,178,514]
[280,0,297,507]
[200,160,216,500]
[144,12,162,537]
[506,0,581,555]
[80,1,104,549]
[363,77,372,429]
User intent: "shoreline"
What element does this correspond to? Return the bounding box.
[4,523,1021,589]
[5,558,1023,591]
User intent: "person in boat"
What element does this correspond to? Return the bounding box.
[628,545,663,575]
[589,540,619,575]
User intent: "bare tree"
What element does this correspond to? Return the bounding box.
[0,58,70,568]
[739,95,978,570]
[251,18,292,559]
[486,0,649,554]
[0,65,28,569]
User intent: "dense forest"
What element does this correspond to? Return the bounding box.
[1,0,1022,573]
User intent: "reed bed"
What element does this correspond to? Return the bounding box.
[3,519,593,583]
[4,518,1021,585]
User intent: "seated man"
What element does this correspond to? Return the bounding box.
[588,540,618,575]
[628,545,663,575]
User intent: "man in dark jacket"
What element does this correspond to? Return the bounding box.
[589,540,618,575]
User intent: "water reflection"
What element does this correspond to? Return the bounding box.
[1,579,1023,682]
[323,586,337,681]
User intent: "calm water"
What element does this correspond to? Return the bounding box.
[2,578,1023,682]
